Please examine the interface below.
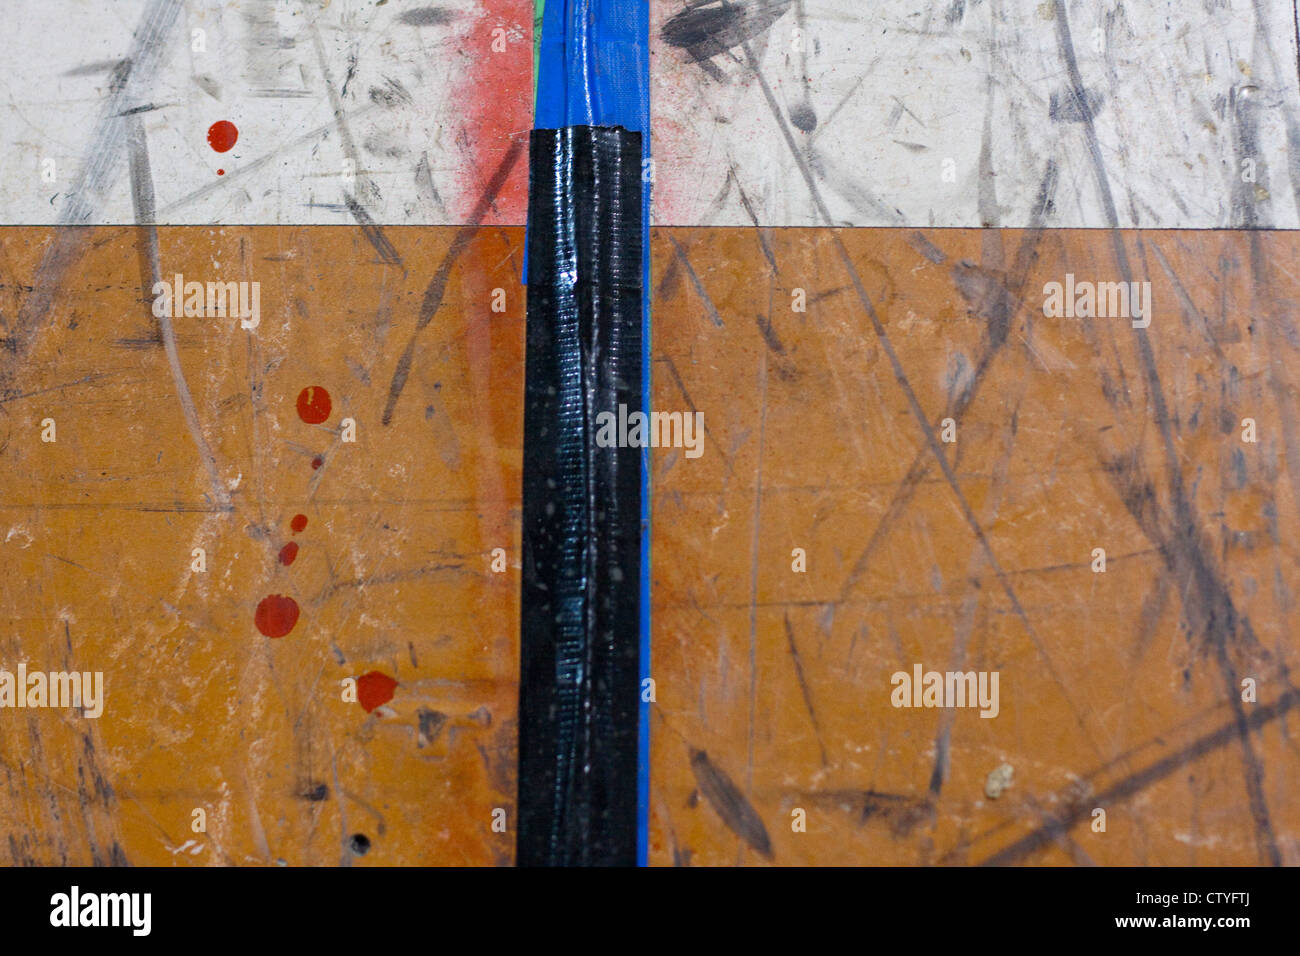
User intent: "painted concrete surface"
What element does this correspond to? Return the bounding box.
[0,226,523,865]
[648,226,1300,865]
[0,1,1297,867]
[1,0,533,226]
[652,0,1300,228]
[4,223,1296,865]
[6,1,1299,229]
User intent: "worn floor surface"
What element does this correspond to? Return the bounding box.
[2,224,1297,865]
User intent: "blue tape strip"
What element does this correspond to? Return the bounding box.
[535,0,649,133]
[532,0,651,866]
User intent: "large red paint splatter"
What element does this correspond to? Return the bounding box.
[207,120,238,153]
[357,671,398,713]
[291,514,308,534]
[452,0,530,222]
[297,386,332,424]
[255,594,300,637]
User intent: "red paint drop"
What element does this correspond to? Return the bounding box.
[311,455,324,470]
[297,386,332,424]
[255,594,299,637]
[290,514,308,534]
[278,541,299,566]
[207,120,238,153]
[357,671,398,713]
[217,169,225,176]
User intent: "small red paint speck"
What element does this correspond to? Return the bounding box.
[255,594,299,638]
[290,514,308,534]
[311,455,323,470]
[357,671,398,713]
[278,541,299,566]
[207,120,238,153]
[297,386,332,424]
[217,169,225,176]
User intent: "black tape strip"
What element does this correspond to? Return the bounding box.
[518,126,643,867]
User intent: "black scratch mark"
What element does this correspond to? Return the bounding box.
[344,194,404,266]
[689,749,774,859]
[382,136,525,425]
[369,76,413,108]
[1057,0,1281,864]
[4,0,182,393]
[754,313,785,354]
[662,0,793,65]
[1048,86,1105,124]
[414,151,448,219]
[417,709,448,747]
[126,114,231,510]
[666,235,725,327]
[859,791,933,837]
[783,615,828,767]
[980,687,1300,865]
[398,7,457,27]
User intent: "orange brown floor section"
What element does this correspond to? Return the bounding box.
[0,226,522,865]
[649,228,1300,866]
[1,226,1297,865]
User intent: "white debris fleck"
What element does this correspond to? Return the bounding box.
[985,763,1014,799]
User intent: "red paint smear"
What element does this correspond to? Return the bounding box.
[255,594,299,638]
[296,386,332,424]
[311,455,324,470]
[452,1,530,223]
[207,120,238,153]
[290,514,308,534]
[357,671,398,713]
[278,541,299,566]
